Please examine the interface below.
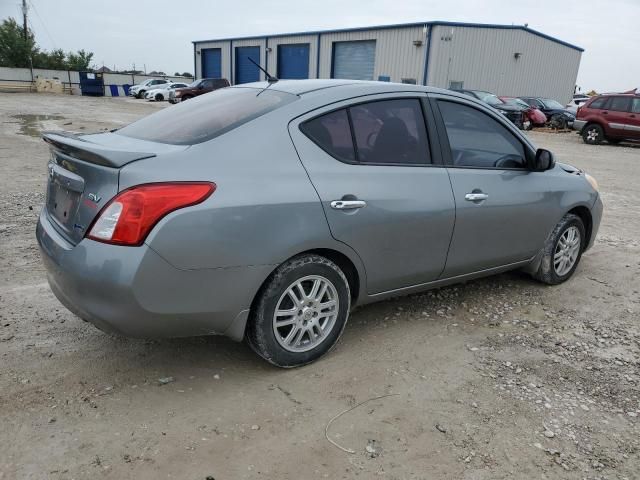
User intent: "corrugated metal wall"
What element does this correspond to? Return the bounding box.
[268,35,318,79]
[317,26,427,83]
[427,25,582,103]
[193,24,582,101]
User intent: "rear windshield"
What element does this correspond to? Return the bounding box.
[116,87,297,145]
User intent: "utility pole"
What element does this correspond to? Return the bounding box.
[21,0,28,40]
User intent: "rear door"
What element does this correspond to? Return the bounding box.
[603,96,632,136]
[289,94,455,294]
[431,95,557,277]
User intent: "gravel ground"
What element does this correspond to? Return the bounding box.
[0,93,638,480]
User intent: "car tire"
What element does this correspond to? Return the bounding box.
[532,213,586,285]
[137,90,146,99]
[155,93,163,101]
[246,254,351,368]
[582,123,604,145]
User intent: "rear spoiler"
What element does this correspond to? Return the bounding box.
[42,131,156,168]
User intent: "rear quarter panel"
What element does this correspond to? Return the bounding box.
[118,109,365,278]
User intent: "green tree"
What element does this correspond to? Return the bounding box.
[181,72,193,78]
[0,17,38,68]
[65,49,94,71]
[34,48,66,69]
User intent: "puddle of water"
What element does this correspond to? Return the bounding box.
[12,114,66,137]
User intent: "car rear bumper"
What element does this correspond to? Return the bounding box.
[36,209,272,340]
[573,119,587,132]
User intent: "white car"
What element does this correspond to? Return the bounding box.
[145,82,189,102]
[565,94,591,114]
[129,78,170,98]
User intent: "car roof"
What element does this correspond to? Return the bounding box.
[231,79,451,96]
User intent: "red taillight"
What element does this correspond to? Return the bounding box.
[87,182,215,246]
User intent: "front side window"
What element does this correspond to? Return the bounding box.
[301,98,431,166]
[609,96,632,112]
[589,97,607,109]
[438,100,526,169]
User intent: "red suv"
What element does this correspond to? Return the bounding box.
[574,90,640,144]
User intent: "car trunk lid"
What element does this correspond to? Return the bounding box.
[42,131,186,245]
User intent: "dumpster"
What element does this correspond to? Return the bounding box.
[79,72,104,96]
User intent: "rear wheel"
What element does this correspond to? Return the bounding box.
[155,93,163,101]
[532,213,585,285]
[137,90,146,99]
[582,124,603,145]
[246,254,350,368]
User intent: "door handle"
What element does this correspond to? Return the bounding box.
[465,193,489,202]
[330,200,367,210]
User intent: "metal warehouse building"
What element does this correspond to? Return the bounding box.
[192,21,583,103]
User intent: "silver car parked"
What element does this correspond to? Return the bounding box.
[37,80,603,367]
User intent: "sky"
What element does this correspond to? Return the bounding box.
[1,0,638,93]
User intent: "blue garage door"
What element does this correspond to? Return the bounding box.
[235,46,261,84]
[277,44,310,79]
[201,48,222,79]
[332,40,376,80]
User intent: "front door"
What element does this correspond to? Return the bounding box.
[626,97,640,136]
[289,94,455,294]
[432,96,560,278]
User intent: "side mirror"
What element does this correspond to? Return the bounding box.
[531,148,555,171]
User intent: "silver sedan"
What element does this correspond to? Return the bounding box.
[37,80,603,367]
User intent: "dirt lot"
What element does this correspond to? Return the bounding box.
[0,92,638,480]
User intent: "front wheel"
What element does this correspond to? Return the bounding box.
[246,254,350,368]
[532,213,585,285]
[155,93,163,101]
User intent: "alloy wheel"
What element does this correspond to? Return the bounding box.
[553,226,581,276]
[272,275,339,352]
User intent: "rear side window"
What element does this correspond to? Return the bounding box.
[438,100,526,169]
[589,97,607,109]
[632,98,640,114]
[117,87,296,145]
[300,109,355,162]
[301,98,431,166]
[609,96,632,112]
[350,99,430,164]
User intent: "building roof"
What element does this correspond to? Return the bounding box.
[193,20,584,52]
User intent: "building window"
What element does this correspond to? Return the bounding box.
[449,80,464,90]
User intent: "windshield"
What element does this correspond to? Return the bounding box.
[503,98,529,109]
[542,99,564,109]
[116,87,297,145]
[474,91,503,106]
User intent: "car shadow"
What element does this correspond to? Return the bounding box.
[80,270,535,380]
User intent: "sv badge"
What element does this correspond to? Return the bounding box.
[87,192,102,203]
